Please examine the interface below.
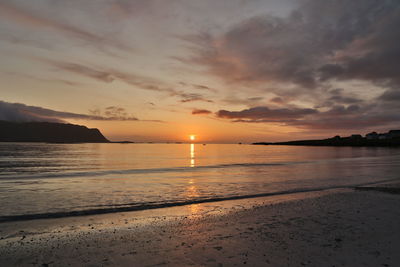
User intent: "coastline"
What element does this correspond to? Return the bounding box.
[1,185,399,266]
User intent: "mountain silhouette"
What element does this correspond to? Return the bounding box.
[0,121,109,143]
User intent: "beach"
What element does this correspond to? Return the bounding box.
[3,0,400,265]
[1,185,399,267]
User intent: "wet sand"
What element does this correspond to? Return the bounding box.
[0,187,399,266]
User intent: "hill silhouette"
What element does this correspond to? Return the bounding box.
[0,121,109,143]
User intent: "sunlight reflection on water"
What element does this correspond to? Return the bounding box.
[1,143,400,217]
[190,143,195,167]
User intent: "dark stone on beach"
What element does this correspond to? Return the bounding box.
[355,187,400,195]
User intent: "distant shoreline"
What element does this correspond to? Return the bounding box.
[253,132,400,147]
[253,140,400,147]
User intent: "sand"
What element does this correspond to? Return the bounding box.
[0,187,399,267]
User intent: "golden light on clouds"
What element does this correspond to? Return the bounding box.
[1,1,396,143]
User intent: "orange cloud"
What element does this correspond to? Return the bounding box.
[192,109,212,115]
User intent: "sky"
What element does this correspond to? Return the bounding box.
[1,0,400,143]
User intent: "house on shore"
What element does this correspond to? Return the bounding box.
[378,133,388,140]
[388,130,400,139]
[350,134,362,139]
[366,132,378,140]
[365,130,400,140]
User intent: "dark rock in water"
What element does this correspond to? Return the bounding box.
[354,186,400,195]
[0,121,109,143]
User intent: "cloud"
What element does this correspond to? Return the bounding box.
[317,4,400,85]
[215,104,400,130]
[176,0,400,131]
[269,97,285,104]
[0,1,132,53]
[44,59,175,92]
[192,109,212,115]
[106,0,157,18]
[0,100,138,123]
[190,84,217,93]
[179,0,400,106]
[2,71,85,87]
[379,89,400,103]
[290,112,400,130]
[87,106,138,121]
[49,61,116,83]
[182,0,400,89]
[316,88,364,108]
[216,106,317,122]
[178,93,213,103]
[221,96,265,106]
[44,59,214,104]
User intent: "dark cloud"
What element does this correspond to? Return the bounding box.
[316,88,364,108]
[191,84,217,93]
[180,0,400,99]
[182,0,400,89]
[327,95,362,105]
[291,113,400,130]
[178,0,400,131]
[192,109,212,115]
[379,89,400,103]
[178,93,213,103]
[216,104,400,130]
[0,100,138,122]
[216,106,317,122]
[222,96,265,106]
[247,97,264,102]
[317,3,400,85]
[322,105,361,116]
[270,97,285,104]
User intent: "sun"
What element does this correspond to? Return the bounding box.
[189,135,196,141]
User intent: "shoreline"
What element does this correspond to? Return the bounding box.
[0,186,359,223]
[1,184,399,266]
[1,178,399,223]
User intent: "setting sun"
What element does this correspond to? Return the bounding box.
[1,1,399,266]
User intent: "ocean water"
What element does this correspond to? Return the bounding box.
[1,143,400,221]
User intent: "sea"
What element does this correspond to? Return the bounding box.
[1,143,400,222]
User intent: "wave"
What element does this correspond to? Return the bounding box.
[0,161,307,180]
[2,154,397,181]
[1,178,397,223]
